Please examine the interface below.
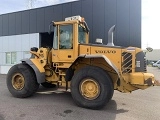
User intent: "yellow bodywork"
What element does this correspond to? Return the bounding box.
[30,18,155,93]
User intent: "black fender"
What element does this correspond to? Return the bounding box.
[65,54,120,81]
[21,59,45,84]
[83,54,120,77]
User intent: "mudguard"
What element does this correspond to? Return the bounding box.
[21,59,45,84]
[82,54,120,77]
[66,54,120,81]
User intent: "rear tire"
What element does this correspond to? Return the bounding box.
[71,66,113,109]
[6,63,39,98]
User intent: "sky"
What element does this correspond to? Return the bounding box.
[142,0,160,49]
[0,0,77,13]
[0,0,159,49]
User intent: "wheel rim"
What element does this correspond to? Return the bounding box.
[80,79,100,100]
[12,73,25,90]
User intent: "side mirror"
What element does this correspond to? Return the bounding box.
[146,47,153,52]
[48,21,55,34]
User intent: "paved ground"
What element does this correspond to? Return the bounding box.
[0,67,160,120]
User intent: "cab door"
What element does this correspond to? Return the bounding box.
[52,24,76,63]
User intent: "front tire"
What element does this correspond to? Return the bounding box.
[6,63,39,98]
[71,66,113,109]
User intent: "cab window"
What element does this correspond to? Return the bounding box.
[78,25,87,44]
[59,25,73,49]
[53,26,58,49]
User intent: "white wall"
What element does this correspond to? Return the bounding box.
[0,66,11,74]
[0,33,39,74]
[145,49,160,61]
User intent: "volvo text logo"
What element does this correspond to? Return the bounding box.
[95,50,116,54]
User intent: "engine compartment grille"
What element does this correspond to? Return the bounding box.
[122,52,132,73]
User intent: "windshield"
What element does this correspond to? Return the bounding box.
[78,25,87,44]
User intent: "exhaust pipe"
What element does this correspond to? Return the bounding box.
[107,25,116,46]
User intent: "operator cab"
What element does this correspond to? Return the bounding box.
[52,16,89,50]
[51,16,89,63]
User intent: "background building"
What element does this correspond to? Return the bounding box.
[0,0,141,74]
[145,49,160,63]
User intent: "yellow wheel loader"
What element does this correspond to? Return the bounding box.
[6,16,155,109]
